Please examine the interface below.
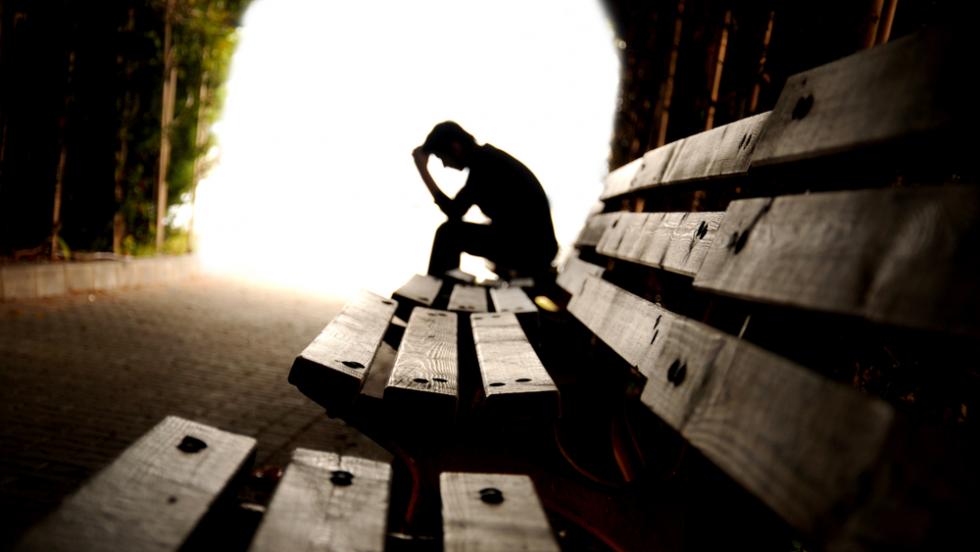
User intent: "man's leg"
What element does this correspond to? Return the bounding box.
[427,221,500,277]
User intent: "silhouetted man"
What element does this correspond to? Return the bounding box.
[413,121,559,281]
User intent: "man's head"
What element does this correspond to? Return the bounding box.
[422,121,476,170]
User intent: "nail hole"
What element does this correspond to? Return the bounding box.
[791,94,814,120]
[611,219,619,229]
[473,316,483,321]
[489,382,506,387]
[419,297,430,302]
[177,435,207,454]
[479,487,504,504]
[733,230,750,254]
[650,329,659,345]
[330,470,354,486]
[491,314,500,319]
[413,378,429,384]
[433,377,448,383]
[381,300,394,305]
[515,378,531,383]
[696,220,708,239]
[667,359,680,383]
[673,363,687,386]
[167,496,177,504]
[341,360,365,369]
[655,314,662,328]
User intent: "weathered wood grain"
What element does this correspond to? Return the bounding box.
[639,313,896,536]
[248,448,391,552]
[596,211,725,276]
[392,274,442,307]
[384,307,458,417]
[17,416,256,552]
[288,291,397,410]
[751,28,962,166]
[488,287,536,314]
[556,254,604,296]
[567,275,675,368]
[471,313,558,418]
[440,472,559,552]
[448,284,489,313]
[601,156,644,200]
[623,111,770,194]
[574,213,619,248]
[694,186,980,336]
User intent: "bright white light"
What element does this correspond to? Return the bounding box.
[195,0,619,298]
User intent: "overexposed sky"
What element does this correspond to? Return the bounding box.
[195,0,620,298]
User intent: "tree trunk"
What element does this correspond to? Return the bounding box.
[155,0,177,253]
[51,50,76,260]
[656,0,685,147]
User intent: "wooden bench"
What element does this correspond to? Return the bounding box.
[22,23,976,552]
[279,24,976,551]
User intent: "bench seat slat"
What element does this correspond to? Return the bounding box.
[441,472,559,552]
[694,186,980,336]
[288,291,397,408]
[248,449,391,552]
[392,274,442,308]
[384,307,458,417]
[471,313,558,418]
[488,287,536,314]
[18,416,256,552]
[752,28,963,167]
[596,211,725,276]
[448,284,489,313]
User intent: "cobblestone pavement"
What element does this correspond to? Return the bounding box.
[0,275,362,548]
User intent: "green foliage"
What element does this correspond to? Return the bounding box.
[115,0,253,253]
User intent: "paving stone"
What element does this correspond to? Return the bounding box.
[0,275,349,547]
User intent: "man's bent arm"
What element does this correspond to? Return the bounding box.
[413,147,466,219]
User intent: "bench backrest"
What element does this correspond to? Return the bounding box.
[559,24,976,550]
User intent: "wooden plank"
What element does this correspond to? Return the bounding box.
[567,275,675,368]
[556,254,604,296]
[751,28,964,166]
[392,274,442,308]
[383,307,458,417]
[596,211,725,276]
[288,291,397,411]
[601,157,643,200]
[625,111,770,194]
[693,186,980,336]
[471,313,558,418]
[636,313,896,536]
[574,213,619,248]
[445,268,477,284]
[569,277,914,537]
[18,416,256,552]
[440,472,559,552]
[248,448,391,552]
[448,284,488,313]
[488,287,536,314]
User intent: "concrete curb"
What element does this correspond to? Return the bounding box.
[1,255,200,301]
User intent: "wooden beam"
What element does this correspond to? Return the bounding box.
[488,287,536,314]
[384,307,458,419]
[440,472,559,552]
[18,416,256,552]
[596,211,725,277]
[471,313,558,418]
[288,291,397,412]
[694,186,980,336]
[448,284,488,313]
[249,448,391,552]
[751,27,963,167]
